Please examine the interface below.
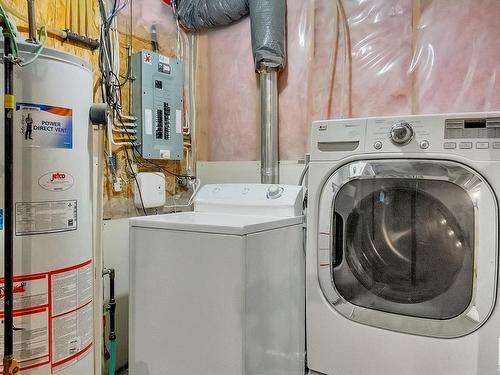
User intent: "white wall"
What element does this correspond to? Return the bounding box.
[197,160,306,186]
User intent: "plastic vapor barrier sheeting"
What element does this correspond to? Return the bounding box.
[204,0,500,161]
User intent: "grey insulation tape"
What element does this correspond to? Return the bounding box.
[173,0,249,31]
[249,0,286,69]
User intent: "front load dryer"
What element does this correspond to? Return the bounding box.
[306,113,500,375]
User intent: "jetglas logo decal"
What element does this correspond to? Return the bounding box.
[38,171,74,192]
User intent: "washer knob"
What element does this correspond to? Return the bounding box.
[390,121,414,145]
[267,185,284,199]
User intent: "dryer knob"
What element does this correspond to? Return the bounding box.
[390,121,414,145]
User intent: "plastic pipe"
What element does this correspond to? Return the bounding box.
[259,68,279,183]
[109,340,116,375]
[103,268,116,375]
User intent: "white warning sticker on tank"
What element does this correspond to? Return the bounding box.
[0,274,49,311]
[50,261,93,371]
[15,200,77,236]
[17,103,73,150]
[0,307,51,371]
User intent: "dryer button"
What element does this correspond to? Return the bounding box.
[459,142,473,149]
[476,142,490,149]
[374,141,383,150]
[420,140,430,149]
[493,142,500,149]
[444,142,457,149]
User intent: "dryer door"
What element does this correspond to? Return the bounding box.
[317,159,498,338]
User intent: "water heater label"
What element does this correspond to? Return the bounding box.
[50,260,93,371]
[17,103,73,150]
[15,200,77,236]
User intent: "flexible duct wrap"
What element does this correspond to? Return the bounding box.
[249,0,286,69]
[173,0,286,69]
[172,0,248,31]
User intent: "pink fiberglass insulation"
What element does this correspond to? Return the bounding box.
[206,18,259,161]
[414,0,500,113]
[206,0,314,161]
[278,0,314,160]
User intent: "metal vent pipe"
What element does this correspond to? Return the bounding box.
[173,0,286,183]
[259,68,278,183]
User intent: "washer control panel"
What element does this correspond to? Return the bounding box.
[311,112,500,161]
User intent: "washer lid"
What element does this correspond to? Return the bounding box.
[130,212,302,235]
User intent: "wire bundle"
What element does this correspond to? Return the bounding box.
[98,0,196,216]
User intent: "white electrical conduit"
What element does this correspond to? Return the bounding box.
[19,26,47,66]
[163,178,201,211]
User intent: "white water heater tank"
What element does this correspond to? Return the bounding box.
[0,41,95,374]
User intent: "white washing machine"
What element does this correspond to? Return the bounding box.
[129,184,305,375]
[306,113,500,375]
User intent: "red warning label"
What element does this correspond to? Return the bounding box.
[0,260,93,374]
[0,274,50,373]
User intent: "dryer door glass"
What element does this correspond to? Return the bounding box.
[317,159,498,338]
[333,178,474,320]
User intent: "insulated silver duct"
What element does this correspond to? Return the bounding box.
[173,0,287,183]
[172,0,248,31]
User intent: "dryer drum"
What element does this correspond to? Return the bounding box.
[344,186,471,305]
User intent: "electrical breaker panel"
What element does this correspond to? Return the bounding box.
[132,50,183,160]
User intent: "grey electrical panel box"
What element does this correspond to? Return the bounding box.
[132,50,183,160]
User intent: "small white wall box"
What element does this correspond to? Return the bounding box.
[134,172,166,208]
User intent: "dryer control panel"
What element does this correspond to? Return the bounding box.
[311,112,500,161]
